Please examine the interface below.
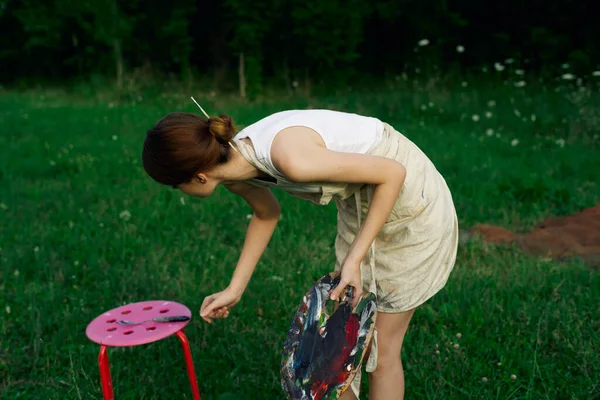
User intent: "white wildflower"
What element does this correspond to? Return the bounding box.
[511,139,519,146]
[494,62,505,72]
[461,81,468,87]
[5,306,10,314]
[456,45,465,53]
[74,261,79,266]
[420,104,427,111]
[510,374,517,380]
[593,71,600,77]
[13,269,19,277]
[505,58,515,64]
[119,210,131,221]
[246,214,252,219]
[515,69,525,75]
[292,81,299,88]
[531,114,536,122]
[485,111,493,118]
[472,114,480,122]
[456,333,462,338]
[486,129,494,137]
[34,246,39,253]
[112,135,118,141]
[561,73,575,80]
[514,109,521,117]
[418,39,430,47]
[180,197,185,205]
[556,138,565,147]
[514,81,526,87]
[482,377,488,382]
[487,100,496,107]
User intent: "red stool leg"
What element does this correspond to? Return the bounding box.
[175,329,201,400]
[98,345,115,400]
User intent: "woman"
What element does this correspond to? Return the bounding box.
[142,106,458,399]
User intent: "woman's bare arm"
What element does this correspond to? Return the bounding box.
[223,182,281,294]
[271,126,406,266]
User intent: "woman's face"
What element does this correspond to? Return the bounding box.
[175,174,219,198]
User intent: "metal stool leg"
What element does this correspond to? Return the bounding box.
[175,329,201,400]
[98,345,115,400]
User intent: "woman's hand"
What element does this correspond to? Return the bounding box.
[328,258,363,307]
[199,287,242,323]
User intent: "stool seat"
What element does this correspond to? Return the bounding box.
[86,300,192,347]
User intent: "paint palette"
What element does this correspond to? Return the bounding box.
[281,271,377,400]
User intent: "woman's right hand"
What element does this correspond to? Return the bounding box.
[199,287,242,323]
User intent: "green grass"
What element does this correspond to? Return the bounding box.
[0,78,599,399]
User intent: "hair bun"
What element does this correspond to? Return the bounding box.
[207,114,236,144]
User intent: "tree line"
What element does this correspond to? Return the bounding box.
[0,0,597,94]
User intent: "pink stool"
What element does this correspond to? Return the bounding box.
[86,300,201,400]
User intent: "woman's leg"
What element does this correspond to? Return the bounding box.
[369,308,416,400]
[339,308,416,400]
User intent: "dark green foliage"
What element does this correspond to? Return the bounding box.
[1,0,598,88]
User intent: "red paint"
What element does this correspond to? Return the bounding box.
[322,314,361,387]
[345,314,359,349]
[311,380,329,400]
[299,302,308,313]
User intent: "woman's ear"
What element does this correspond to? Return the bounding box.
[195,173,207,184]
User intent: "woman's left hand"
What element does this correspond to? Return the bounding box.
[329,258,363,307]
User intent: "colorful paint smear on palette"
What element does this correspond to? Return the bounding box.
[281,272,377,400]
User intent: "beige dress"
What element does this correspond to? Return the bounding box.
[234,122,459,398]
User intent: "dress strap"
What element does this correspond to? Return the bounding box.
[354,186,377,296]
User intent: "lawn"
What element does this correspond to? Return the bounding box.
[1,78,599,399]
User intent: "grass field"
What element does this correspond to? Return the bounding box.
[1,77,599,399]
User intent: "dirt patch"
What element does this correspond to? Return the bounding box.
[463,205,600,267]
